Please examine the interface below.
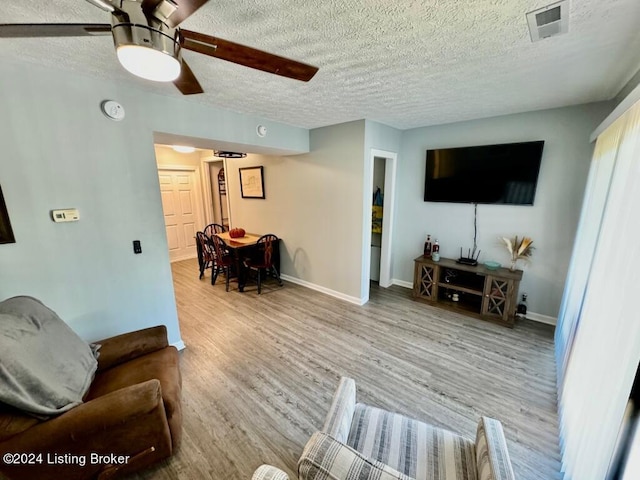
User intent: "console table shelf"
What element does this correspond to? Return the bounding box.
[413,255,523,327]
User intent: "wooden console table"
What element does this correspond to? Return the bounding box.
[413,256,523,327]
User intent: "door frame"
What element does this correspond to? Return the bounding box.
[157,165,206,261]
[198,157,215,226]
[361,149,398,302]
[201,156,232,228]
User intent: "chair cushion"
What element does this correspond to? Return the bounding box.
[347,404,477,480]
[85,346,182,448]
[299,431,413,480]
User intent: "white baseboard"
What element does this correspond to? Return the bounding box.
[526,311,557,326]
[280,274,557,327]
[391,278,557,326]
[170,253,197,263]
[280,274,365,305]
[392,279,413,289]
[171,340,186,351]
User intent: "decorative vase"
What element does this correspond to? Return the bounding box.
[501,236,533,272]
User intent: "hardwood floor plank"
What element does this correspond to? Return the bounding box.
[127,259,561,480]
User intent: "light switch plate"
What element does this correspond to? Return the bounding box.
[51,209,80,222]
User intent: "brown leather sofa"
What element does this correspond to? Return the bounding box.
[0,325,182,480]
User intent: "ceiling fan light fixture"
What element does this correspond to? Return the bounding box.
[117,45,180,81]
[113,23,181,82]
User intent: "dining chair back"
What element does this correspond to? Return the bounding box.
[244,234,283,294]
[196,231,215,281]
[204,223,227,238]
[211,234,235,292]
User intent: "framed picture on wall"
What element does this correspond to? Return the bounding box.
[0,184,16,244]
[239,166,265,199]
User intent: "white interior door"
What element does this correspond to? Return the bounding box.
[158,169,200,262]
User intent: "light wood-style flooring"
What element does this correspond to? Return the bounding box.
[130,258,561,479]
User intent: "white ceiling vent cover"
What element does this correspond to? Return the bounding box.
[527,0,569,42]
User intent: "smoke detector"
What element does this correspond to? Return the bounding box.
[526,0,569,42]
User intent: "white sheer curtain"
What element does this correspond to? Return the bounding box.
[555,118,622,386]
[556,100,640,479]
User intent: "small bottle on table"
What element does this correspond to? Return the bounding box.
[423,235,432,257]
[432,240,440,261]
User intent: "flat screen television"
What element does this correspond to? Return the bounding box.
[424,140,544,205]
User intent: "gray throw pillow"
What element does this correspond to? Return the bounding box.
[0,296,97,417]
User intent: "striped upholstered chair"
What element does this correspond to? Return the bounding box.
[253,376,515,480]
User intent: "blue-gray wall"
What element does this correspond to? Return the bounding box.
[0,58,616,328]
[394,103,612,318]
[0,60,309,345]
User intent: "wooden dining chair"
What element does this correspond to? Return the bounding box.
[196,231,215,282]
[210,234,235,292]
[202,224,228,285]
[244,234,283,294]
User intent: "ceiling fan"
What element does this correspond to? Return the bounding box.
[0,0,319,95]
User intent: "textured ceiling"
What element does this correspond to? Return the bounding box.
[2,0,640,130]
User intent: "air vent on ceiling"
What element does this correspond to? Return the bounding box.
[526,0,569,42]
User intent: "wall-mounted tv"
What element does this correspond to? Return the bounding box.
[424,140,544,205]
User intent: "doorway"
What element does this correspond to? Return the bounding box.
[207,159,230,229]
[370,156,386,282]
[362,149,398,302]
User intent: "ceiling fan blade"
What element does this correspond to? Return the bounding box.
[174,59,204,95]
[180,30,319,82]
[142,0,210,28]
[0,23,112,38]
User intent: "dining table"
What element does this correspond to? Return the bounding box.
[214,232,281,292]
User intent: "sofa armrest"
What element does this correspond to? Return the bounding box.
[95,325,169,371]
[476,417,515,480]
[321,377,356,443]
[252,464,290,480]
[3,379,164,452]
[1,380,172,480]
[298,432,413,480]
